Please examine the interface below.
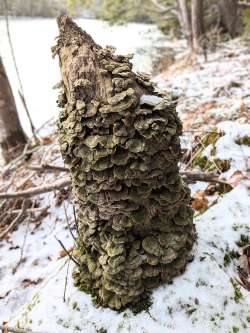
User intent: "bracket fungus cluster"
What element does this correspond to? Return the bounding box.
[54,16,196,310]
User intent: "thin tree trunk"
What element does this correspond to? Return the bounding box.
[0,57,27,163]
[177,0,193,49]
[55,15,196,310]
[218,0,240,38]
[191,0,204,52]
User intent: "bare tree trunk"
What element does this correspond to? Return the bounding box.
[218,0,240,38]
[177,0,193,49]
[55,15,196,311]
[191,0,204,52]
[0,57,27,163]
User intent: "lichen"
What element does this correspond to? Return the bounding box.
[55,16,196,311]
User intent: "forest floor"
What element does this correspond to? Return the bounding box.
[0,38,250,333]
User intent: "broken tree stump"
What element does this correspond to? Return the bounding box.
[54,15,196,310]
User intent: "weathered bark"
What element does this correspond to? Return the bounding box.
[218,0,240,38]
[177,0,193,49]
[191,0,204,52]
[0,57,27,163]
[55,15,196,310]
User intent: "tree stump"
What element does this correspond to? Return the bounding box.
[54,15,196,310]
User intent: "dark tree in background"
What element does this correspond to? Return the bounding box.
[191,0,204,52]
[0,57,27,163]
[219,0,240,38]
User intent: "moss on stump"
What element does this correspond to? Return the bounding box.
[54,15,196,311]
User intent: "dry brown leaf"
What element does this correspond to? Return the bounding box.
[21,179,35,190]
[42,136,53,145]
[191,190,209,212]
[58,246,74,259]
[228,171,248,188]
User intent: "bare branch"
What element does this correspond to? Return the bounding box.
[0,178,71,199]
[63,258,70,302]
[0,168,230,201]
[28,164,68,173]
[63,201,76,242]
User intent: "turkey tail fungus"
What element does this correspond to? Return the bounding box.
[54,15,196,311]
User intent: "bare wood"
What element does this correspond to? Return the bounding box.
[55,15,145,105]
[0,178,71,199]
[0,200,27,240]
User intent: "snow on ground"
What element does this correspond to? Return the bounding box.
[156,38,250,130]
[0,35,250,332]
[3,183,250,333]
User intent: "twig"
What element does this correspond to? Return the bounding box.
[63,258,70,302]
[0,325,43,333]
[2,144,38,175]
[18,91,39,143]
[12,202,34,274]
[0,200,27,240]
[29,164,68,173]
[0,178,71,199]
[73,205,80,237]
[11,207,45,214]
[197,137,222,174]
[63,202,76,242]
[54,236,79,266]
